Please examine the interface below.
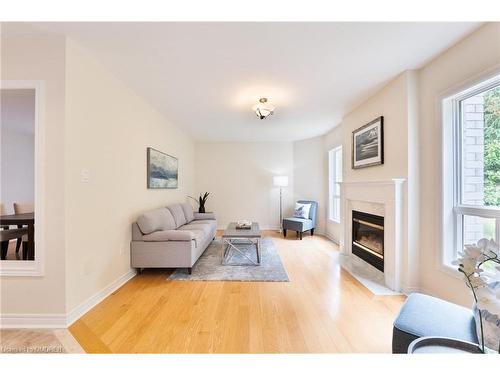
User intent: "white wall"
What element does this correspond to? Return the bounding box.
[1,34,67,315]
[64,39,197,313]
[323,72,411,239]
[195,142,294,230]
[1,89,35,214]
[1,34,198,320]
[418,23,500,305]
[195,138,327,234]
[317,23,500,303]
[293,136,326,234]
[321,71,419,291]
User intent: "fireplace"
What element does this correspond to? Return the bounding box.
[352,210,384,272]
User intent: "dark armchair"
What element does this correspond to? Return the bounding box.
[283,200,318,240]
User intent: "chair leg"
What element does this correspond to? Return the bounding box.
[283,229,287,237]
[299,232,303,240]
[310,229,314,236]
[1,241,9,260]
[188,267,192,275]
[22,242,28,260]
[15,238,22,253]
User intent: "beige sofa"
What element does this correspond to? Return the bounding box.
[131,202,216,273]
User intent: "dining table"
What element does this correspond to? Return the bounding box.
[0,212,35,260]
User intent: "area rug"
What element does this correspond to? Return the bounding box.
[168,237,289,282]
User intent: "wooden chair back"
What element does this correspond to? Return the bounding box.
[13,203,34,214]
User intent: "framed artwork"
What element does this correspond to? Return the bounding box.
[352,116,384,169]
[147,147,178,189]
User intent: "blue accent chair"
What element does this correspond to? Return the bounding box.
[283,200,318,240]
[392,293,478,353]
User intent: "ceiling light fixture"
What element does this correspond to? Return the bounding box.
[252,98,275,119]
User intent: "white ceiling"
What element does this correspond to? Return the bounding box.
[6,22,480,141]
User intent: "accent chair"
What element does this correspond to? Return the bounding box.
[392,293,478,353]
[283,200,318,240]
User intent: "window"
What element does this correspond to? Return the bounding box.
[328,146,343,223]
[442,74,500,266]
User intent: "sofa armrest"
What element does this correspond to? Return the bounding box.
[193,212,216,220]
[142,230,195,242]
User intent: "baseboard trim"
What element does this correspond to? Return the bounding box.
[323,232,339,245]
[402,286,429,296]
[0,314,67,329]
[0,269,137,329]
[66,269,137,327]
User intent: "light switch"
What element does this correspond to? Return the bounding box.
[81,169,90,183]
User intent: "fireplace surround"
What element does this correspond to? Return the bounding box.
[340,179,405,291]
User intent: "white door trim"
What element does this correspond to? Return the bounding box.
[1,80,46,276]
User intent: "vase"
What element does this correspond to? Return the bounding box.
[472,303,500,353]
[198,206,205,213]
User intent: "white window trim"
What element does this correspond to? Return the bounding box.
[328,146,342,223]
[440,70,500,277]
[0,80,45,277]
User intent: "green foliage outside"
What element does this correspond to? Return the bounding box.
[484,87,500,207]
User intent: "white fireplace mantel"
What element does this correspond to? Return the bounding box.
[340,179,405,292]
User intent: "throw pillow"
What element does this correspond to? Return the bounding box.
[294,203,311,219]
[180,202,195,223]
[167,204,187,228]
[137,208,176,234]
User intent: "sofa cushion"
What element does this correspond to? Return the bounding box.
[177,228,205,247]
[167,204,187,228]
[180,202,195,223]
[193,212,216,220]
[142,230,195,242]
[137,208,176,234]
[283,217,314,231]
[191,219,216,225]
[179,222,213,237]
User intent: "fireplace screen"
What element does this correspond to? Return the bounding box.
[352,211,384,271]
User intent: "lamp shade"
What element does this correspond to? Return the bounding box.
[273,175,289,187]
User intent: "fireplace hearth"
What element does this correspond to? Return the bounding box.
[352,210,384,272]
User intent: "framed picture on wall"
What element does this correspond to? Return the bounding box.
[352,116,384,169]
[147,147,178,189]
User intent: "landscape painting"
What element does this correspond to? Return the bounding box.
[352,116,384,169]
[147,147,178,189]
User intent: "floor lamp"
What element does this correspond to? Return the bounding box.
[273,176,289,233]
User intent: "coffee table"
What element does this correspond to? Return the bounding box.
[221,222,261,266]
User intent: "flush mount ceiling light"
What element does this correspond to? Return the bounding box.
[252,98,275,119]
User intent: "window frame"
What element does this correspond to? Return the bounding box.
[441,72,500,272]
[328,146,343,223]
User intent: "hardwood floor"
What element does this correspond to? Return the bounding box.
[0,329,84,353]
[69,231,405,353]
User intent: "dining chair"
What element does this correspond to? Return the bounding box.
[13,202,34,254]
[1,228,29,260]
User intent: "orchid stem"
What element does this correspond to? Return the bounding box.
[460,268,485,353]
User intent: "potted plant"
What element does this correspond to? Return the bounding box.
[453,238,500,353]
[188,192,210,213]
